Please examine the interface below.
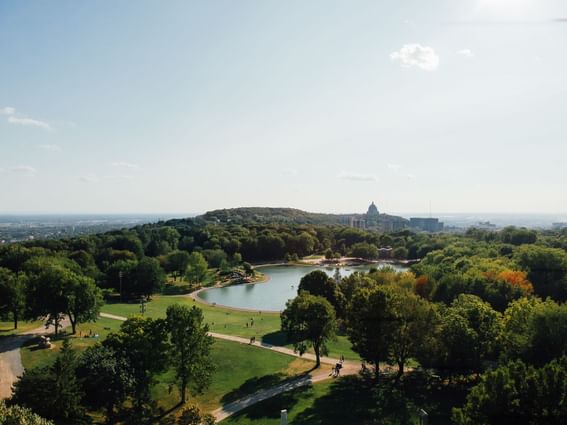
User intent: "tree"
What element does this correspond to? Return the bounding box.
[11,340,85,423]
[281,292,337,367]
[76,344,135,423]
[453,357,567,425]
[421,295,502,377]
[165,250,191,280]
[0,401,54,425]
[186,252,209,284]
[103,316,170,410]
[349,242,379,260]
[298,270,344,316]
[0,268,26,329]
[25,264,69,335]
[132,257,165,298]
[387,288,440,376]
[346,286,394,377]
[514,245,567,301]
[166,304,215,404]
[64,274,103,334]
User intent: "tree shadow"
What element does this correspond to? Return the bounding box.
[261,330,288,346]
[220,373,287,405]
[227,384,313,421]
[291,375,420,425]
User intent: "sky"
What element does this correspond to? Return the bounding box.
[1,0,567,215]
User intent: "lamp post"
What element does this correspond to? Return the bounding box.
[118,271,123,301]
[280,409,287,425]
[418,408,428,425]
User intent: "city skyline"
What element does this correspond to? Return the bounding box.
[2,0,567,214]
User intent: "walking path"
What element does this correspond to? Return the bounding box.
[0,319,70,400]
[99,312,359,422]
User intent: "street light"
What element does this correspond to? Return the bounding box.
[118,270,123,301]
[418,408,428,425]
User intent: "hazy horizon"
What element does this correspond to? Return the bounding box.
[2,1,567,214]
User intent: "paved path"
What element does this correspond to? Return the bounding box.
[99,312,359,422]
[0,319,70,400]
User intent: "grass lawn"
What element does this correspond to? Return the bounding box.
[221,375,468,425]
[153,338,314,413]
[20,317,123,370]
[0,319,44,337]
[18,314,316,417]
[101,296,361,360]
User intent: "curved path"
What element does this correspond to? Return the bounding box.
[0,319,70,400]
[99,312,359,422]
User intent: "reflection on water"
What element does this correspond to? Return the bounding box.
[198,263,406,311]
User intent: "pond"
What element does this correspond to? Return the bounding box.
[198,263,408,311]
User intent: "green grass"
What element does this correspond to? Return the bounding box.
[153,339,314,412]
[101,296,361,360]
[0,320,44,337]
[221,374,467,425]
[20,317,123,370]
[18,313,316,416]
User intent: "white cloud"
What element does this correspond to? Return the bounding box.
[10,165,36,176]
[111,161,140,169]
[281,168,299,177]
[406,173,416,179]
[80,174,99,183]
[0,106,15,115]
[390,44,439,71]
[338,172,378,182]
[457,49,474,58]
[39,144,62,152]
[387,163,402,171]
[8,115,51,131]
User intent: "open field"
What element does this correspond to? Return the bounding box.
[101,296,361,360]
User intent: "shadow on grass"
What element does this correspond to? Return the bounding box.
[229,384,313,421]
[261,330,288,346]
[220,373,285,405]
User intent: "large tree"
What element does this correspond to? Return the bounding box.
[0,267,26,329]
[11,340,85,423]
[387,288,440,376]
[165,250,191,281]
[453,356,567,425]
[281,292,337,367]
[346,286,394,377]
[298,270,344,316]
[185,252,209,285]
[64,274,103,334]
[76,344,135,423]
[103,316,170,410]
[166,304,215,404]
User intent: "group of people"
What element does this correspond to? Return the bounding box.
[330,355,345,377]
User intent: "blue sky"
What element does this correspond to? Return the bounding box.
[1,0,566,214]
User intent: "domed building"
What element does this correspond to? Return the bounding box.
[367,201,379,217]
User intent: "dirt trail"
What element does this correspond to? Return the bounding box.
[0,319,70,400]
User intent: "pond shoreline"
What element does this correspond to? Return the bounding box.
[194,262,409,312]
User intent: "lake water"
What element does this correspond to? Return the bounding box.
[198,263,407,311]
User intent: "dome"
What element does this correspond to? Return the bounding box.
[367,202,379,216]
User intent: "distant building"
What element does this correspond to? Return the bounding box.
[349,216,366,229]
[367,202,379,217]
[553,222,567,230]
[341,202,408,232]
[410,217,444,232]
